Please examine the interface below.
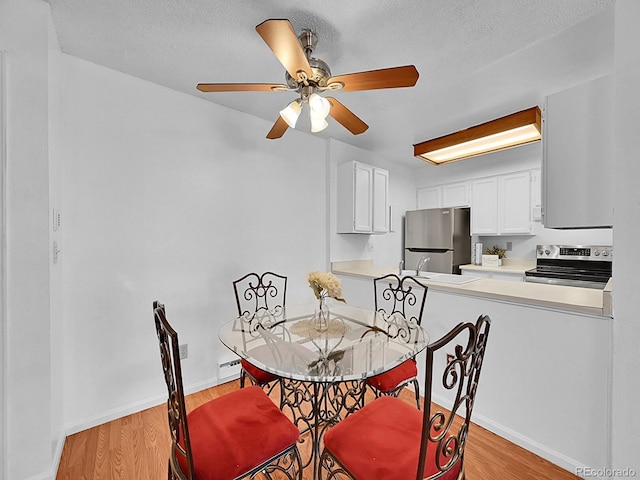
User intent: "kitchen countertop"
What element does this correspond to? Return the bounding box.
[459,258,536,274]
[332,259,613,318]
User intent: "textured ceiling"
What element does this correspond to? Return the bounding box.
[47,0,615,165]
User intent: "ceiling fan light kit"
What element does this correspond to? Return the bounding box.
[413,106,542,165]
[279,99,302,128]
[196,19,419,139]
[309,93,331,119]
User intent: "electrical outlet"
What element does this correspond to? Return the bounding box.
[218,359,242,379]
[179,343,188,360]
[506,241,513,251]
[53,241,61,264]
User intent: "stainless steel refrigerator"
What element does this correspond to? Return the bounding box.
[404,208,471,274]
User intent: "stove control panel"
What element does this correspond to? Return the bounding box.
[536,245,613,261]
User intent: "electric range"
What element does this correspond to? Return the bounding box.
[524,245,612,289]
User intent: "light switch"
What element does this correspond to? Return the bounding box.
[52,209,61,231]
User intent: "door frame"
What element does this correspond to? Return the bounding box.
[1,49,7,480]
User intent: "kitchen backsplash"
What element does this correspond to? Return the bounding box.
[476,222,613,260]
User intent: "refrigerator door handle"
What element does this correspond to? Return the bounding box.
[406,248,450,253]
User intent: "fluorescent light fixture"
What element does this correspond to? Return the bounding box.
[414,106,542,165]
[279,99,302,128]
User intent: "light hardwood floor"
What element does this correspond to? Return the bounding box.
[56,379,580,479]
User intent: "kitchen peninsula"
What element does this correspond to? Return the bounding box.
[331,258,613,475]
[332,259,613,317]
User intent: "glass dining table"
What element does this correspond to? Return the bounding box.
[218,302,429,479]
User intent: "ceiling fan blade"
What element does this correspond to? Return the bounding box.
[266,116,289,139]
[256,19,312,81]
[197,83,289,92]
[328,65,419,92]
[326,97,369,135]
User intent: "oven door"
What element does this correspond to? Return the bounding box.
[524,274,608,289]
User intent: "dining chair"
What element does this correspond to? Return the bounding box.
[153,301,302,480]
[319,314,491,480]
[232,271,288,396]
[366,273,428,409]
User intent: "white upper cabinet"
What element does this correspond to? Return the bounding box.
[499,172,532,234]
[470,177,499,234]
[416,186,441,209]
[543,75,614,229]
[442,181,471,208]
[337,161,389,234]
[372,167,389,233]
[417,181,470,209]
[471,171,532,235]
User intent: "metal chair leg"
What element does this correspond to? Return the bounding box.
[411,378,421,410]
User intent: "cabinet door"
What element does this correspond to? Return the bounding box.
[499,172,531,234]
[471,177,498,235]
[416,186,441,209]
[530,169,542,207]
[543,75,614,228]
[353,163,373,232]
[372,168,389,232]
[442,182,470,207]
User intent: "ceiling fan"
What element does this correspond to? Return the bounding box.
[196,19,419,139]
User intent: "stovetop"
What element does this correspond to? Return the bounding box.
[524,244,612,288]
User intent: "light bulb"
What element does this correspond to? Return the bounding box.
[310,115,329,133]
[309,93,331,119]
[279,99,302,128]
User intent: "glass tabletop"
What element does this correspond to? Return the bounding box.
[218,302,429,382]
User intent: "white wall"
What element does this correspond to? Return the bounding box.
[0,1,58,479]
[51,53,329,433]
[328,139,417,268]
[612,0,640,474]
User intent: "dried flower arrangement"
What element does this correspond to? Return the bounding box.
[485,245,507,259]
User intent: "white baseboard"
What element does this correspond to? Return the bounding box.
[431,393,586,477]
[24,470,54,480]
[22,430,66,480]
[64,374,235,436]
[51,429,66,478]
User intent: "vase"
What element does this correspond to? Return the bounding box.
[315,297,329,332]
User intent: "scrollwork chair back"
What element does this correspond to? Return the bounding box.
[153,301,195,479]
[366,274,429,408]
[233,271,288,318]
[374,273,428,328]
[319,314,491,480]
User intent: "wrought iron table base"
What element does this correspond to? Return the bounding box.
[280,377,365,479]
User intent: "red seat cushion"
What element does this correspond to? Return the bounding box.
[177,386,299,480]
[366,358,417,392]
[241,358,278,385]
[323,396,462,480]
